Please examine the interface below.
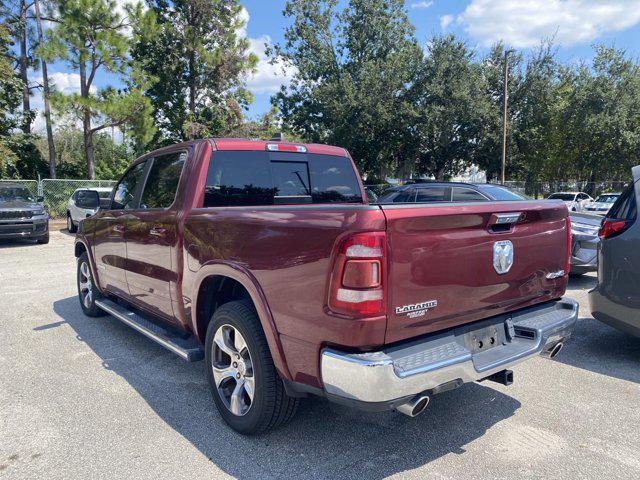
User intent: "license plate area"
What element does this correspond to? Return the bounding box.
[462,323,505,354]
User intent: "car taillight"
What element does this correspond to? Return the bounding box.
[329,232,386,317]
[599,218,629,240]
[565,216,571,276]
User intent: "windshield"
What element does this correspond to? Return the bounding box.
[548,193,576,201]
[480,185,528,201]
[595,194,619,203]
[0,186,35,202]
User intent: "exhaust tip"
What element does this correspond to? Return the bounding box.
[549,342,564,358]
[542,341,564,359]
[397,395,430,417]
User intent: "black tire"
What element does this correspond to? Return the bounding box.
[205,301,299,435]
[77,252,106,317]
[37,233,49,244]
[67,213,77,233]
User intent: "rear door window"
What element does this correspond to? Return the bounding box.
[416,186,448,202]
[452,187,488,202]
[204,151,362,207]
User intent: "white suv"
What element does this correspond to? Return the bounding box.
[66,187,113,232]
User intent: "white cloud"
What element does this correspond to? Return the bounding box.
[411,1,434,9]
[440,14,454,29]
[29,71,97,133]
[457,0,640,48]
[245,35,297,94]
[238,8,297,96]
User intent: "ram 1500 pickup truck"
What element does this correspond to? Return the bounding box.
[74,138,578,434]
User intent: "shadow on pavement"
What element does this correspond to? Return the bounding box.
[49,296,520,479]
[554,316,640,384]
[566,274,597,291]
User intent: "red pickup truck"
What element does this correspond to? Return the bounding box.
[74,138,577,434]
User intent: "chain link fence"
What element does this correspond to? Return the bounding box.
[0,178,117,218]
[41,179,116,218]
[503,181,629,199]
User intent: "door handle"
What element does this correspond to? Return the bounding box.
[150,227,168,237]
[113,224,125,234]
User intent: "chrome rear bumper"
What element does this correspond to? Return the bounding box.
[321,298,578,405]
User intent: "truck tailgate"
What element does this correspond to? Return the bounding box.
[381,201,569,344]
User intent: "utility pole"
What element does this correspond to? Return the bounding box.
[501,49,510,185]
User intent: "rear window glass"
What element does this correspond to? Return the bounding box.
[548,193,575,201]
[377,188,415,203]
[416,187,447,202]
[479,185,526,201]
[607,183,637,221]
[452,187,488,202]
[204,151,362,207]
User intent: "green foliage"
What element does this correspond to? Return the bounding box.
[41,0,155,177]
[132,0,257,148]
[407,35,491,180]
[274,0,422,178]
[34,126,132,179]
[0,133,47,179]
[0,22,21,135]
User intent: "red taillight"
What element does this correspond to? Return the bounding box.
[599,219,629,240]
[329,232,386,317]
[565,216,571,276]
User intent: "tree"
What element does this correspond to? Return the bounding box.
[33,0,56,177]
[0,21,21,135]
[407,35,490,180]
[42,0,154,179]
[273,0,422,178]
[132,0,257,147]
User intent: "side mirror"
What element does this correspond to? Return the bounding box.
[37,195,44,202]
[76,190,100,209]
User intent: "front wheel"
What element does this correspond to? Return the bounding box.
[205,301,299,435]
[77,252,106,317]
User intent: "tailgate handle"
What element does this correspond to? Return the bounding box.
[488,212,522,232]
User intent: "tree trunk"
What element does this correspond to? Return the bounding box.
[34,0,56,178]
[79,62,95,179]
[19,0,31,134]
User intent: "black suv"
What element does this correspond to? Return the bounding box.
[0,183,49,244]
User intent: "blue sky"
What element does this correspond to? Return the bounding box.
[242,0,640,117]
[31,0,640,129]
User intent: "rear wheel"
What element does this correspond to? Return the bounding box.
[77,252,105,317]
[205,301,299,435]
[67,213,77,233]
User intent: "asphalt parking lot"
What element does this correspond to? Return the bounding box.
[1,227,639,480]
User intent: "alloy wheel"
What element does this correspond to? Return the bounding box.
[79,261,93,309]
[211,324,255,416]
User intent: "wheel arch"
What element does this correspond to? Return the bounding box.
[192,263,292,381]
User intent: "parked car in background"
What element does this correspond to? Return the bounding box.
[584,192,621,215]
[74,138,576,434]
[547,192,593,212]
[568,212,601,275]
[0,183,49,244]
[377,182,527,203]
[66,187,113,233]
[590,168,640,337]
